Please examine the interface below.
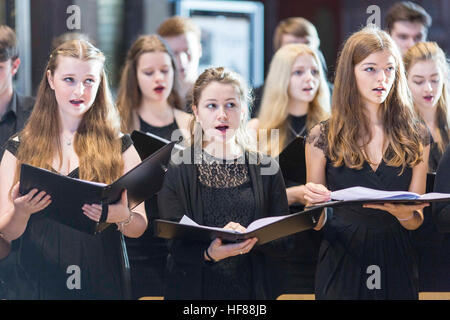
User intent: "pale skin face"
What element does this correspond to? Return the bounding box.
[192,81,244,155]
[390,21,427,56]
[407,60,443,112]
[281,34,319,50]
[0,58,20,112]
[136,51,174,104]
[47,56,102,121]
[354,50,396,111]
[163,32,201,84]
[288,54,320,105]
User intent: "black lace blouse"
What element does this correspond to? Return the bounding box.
[197,151,255,299]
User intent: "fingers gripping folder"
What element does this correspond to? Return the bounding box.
[19,141,176,234]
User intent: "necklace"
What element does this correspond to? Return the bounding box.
[288,123,306,138]
[63,132,76,146]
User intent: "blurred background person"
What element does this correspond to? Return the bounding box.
[157,16,202,110]
[385,1,432,56]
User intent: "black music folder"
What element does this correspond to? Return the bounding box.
[312,186,450,209]
[153,206,324,245]
[19,142,175,234]
[131,130,168,160]
[278,136,306,184]
[131,130,184,160]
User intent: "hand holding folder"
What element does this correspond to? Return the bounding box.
[310,185,450,209]
[154,205,324,245]
[19,142,175,234]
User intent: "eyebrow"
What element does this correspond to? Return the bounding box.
[61,73,97,77]
[412,73,440,78]
[362,62,394,67]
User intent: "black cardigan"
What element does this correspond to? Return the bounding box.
[433,144,450,232]
[157,147,290,299]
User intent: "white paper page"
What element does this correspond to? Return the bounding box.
[179,215,238,233]
[246,215,289,233]
[419,192,450,200]
[331,186,419,201]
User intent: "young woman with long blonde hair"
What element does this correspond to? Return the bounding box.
[0,40,147,299]
[248,43,329,297]
[304,26,430,299]
[404,41,450,292]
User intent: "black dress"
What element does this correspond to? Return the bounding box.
[157,148,290,299]
[125,116,179,299]
[3,135,133,299]
[412,133,447,291]
[431,144,450,291]
[307,121,428,300]
[267,114,322,298]
[198,152,255,299]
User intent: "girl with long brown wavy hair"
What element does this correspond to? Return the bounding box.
[116,34,192,300]
[116,34,191,139]
[0,39,146,299]
[303,26,430,299]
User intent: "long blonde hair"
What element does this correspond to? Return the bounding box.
[15,40,123,184]
[404,41,450,154]
[257,43,330,156]
[328,25,423,172]
[116,34,181,133]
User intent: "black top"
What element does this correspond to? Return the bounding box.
[306,120,429,300]
[0,91,34,158]
[157,147,290,299]
[434,143,450,232]
[4,135,133,300]
[139,116,179,141]
[198,152,254,299]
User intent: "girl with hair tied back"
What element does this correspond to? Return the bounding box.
[158,67,290,299]
[0,39,147,299]
[304,26,430,299]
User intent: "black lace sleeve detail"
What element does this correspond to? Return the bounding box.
[3,134,20,156]
[120,134,133,153]
[417,122,431,147]
[305,120,329,154]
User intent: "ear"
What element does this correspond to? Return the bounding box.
[10,58,20,76]
[47,69,55,90]
[192,105,199,118]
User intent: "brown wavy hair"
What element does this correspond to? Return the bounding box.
[257,43,330,156]
[404,41,450,154]
[14,40,123,184]
[116,34,181,133]
[328,25,423,172]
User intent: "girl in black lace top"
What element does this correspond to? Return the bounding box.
[304,26,430,299]
[158,67,289,299]
[0,40,147,299]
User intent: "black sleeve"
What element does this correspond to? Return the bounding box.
[433,144,450,233]
[157,162,209,267]
[120,134,133,153]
